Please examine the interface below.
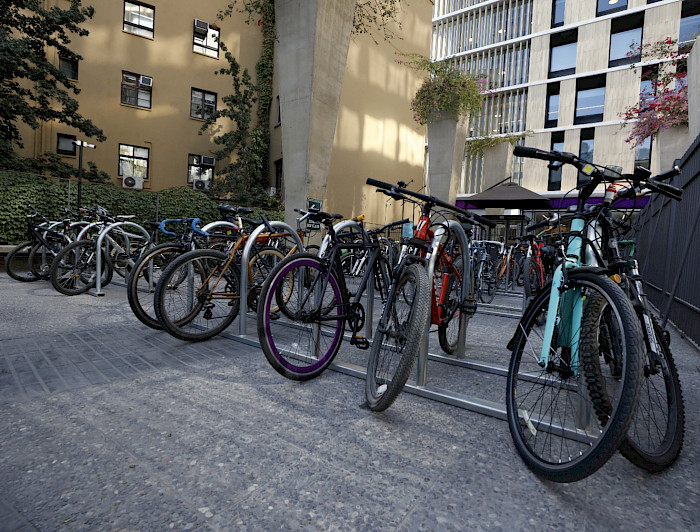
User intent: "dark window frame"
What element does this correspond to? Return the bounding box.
[680,1,700,45]
[548,131,565,191]
[123,1,155,39]
[118,143,150,180]
[608,13,644,67]
[190,88,217,120]
[57,133,77,156]
[187,154,215,184]
[634,136,652,170]
[597,0,628,17]
[578,128,595,186]
[549,29,578,78]
[192,19,220,58]
[58,55,78,80]
[574,74,606,125]
[121,70,152,109]
[552,0,565,28]
[545,82,561,128]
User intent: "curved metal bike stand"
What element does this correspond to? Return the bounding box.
[238,221,304,336]
[93,222,152,296]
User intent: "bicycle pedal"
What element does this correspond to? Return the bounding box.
[462,300,478,316]
[351,336,370,350]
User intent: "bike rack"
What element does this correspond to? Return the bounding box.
[238,221,304,336]
[93,222,152,296]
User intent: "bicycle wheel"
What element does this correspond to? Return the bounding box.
[248,246,286,312]
[506,270,643,483]
[478,260,495,304]
[5,241,40,282]
[154,249,240,342]
[49,240,113,296]
[127,243,186,330]
[365,263,430,411]
[438,257,467,355]
[29,234,71,280]
[611,313,684,472]
[257,253,346,380]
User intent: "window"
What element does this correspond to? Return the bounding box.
[680,1,700,46]
[121,71,152,109]
[57,134,77,156]
[552,0,565,28]
[549,30,577,78]
[190,89,216,120]
[640,65,658,105]
[597,0,627,17]
[608,14,643,67]
[634,136,652,170]
[58,55,78,80]
[119,144,150,180]
[578,128,595,186]
[545,83,560,128]
[574,75,606,125]
[188,154,215,184]
[123,1,154,39]
[274,158,283,192]
[193,19,220,58]
[548,132,565,191]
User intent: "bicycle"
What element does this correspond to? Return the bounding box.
[506,145,646,483]
[153,207,303,342]
[5,204,75,282]
[534,165,685,473]
[257,210,409,389]
[365,179,495,407]
[471,244,495,304]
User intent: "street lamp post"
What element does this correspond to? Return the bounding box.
[73,140,96,209]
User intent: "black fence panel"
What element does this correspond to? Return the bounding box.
[632,132,700,347]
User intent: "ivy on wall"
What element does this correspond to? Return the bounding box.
[0,171,283,245]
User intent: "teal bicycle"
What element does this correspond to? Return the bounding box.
[506,146,645,482]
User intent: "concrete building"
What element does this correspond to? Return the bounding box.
[431,0,698,202]
[15,0,432,226]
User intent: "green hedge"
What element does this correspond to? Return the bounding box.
[0,171,284,244]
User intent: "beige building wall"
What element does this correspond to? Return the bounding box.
[325,0,433,226]
[18,0,263,191]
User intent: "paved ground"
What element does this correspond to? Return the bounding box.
[1,270,699,531]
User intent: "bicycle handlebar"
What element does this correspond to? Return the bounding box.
[158,218,206,238]
[366,178,497,228]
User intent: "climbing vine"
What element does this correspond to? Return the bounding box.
[465,132,532,157]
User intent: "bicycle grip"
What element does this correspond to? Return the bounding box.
[649,180,683,201]
[366,178,394,191]
[526,219,550,232]
[654,165,681,182]
[513,146,557,161]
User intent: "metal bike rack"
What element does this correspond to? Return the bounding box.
[238,221,304,336]
[93,222,152,296]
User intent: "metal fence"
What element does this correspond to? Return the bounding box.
[632,132,700,347]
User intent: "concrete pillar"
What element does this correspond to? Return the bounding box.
[427,116,468,204]
[688,36,700,141]
[275,0,356,224]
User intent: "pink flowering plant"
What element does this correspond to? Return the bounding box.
[399,54,484,125]
[621,38,690,147]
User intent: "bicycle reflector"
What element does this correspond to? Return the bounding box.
[582,163,595,176]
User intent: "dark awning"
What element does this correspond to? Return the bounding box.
[465,182,551,209]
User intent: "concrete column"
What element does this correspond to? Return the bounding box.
[427,116,468,204]
[688,36,700,141]
[275,0,356,224]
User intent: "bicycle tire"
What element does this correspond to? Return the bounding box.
[438,257,466,355]
[506,270,643,483]
[5,241,40,282]
[248,246,286,312]
[608,313,684,472]
[478,260,495,304]
[29,234,71,280]
[127,243,186,330]
[365,263,430,411]
[49,240,113,296]
[154,249,241,342]
[257,253,346,380]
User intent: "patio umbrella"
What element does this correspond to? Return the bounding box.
[465,182,551,209]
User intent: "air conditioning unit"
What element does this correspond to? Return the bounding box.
[194,19,209,33]
[201,156,215,167]
[123,175,144,190]
[140,75,153,87]
[193,179,209,191]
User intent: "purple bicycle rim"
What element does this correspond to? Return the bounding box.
[264,257,343,373]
